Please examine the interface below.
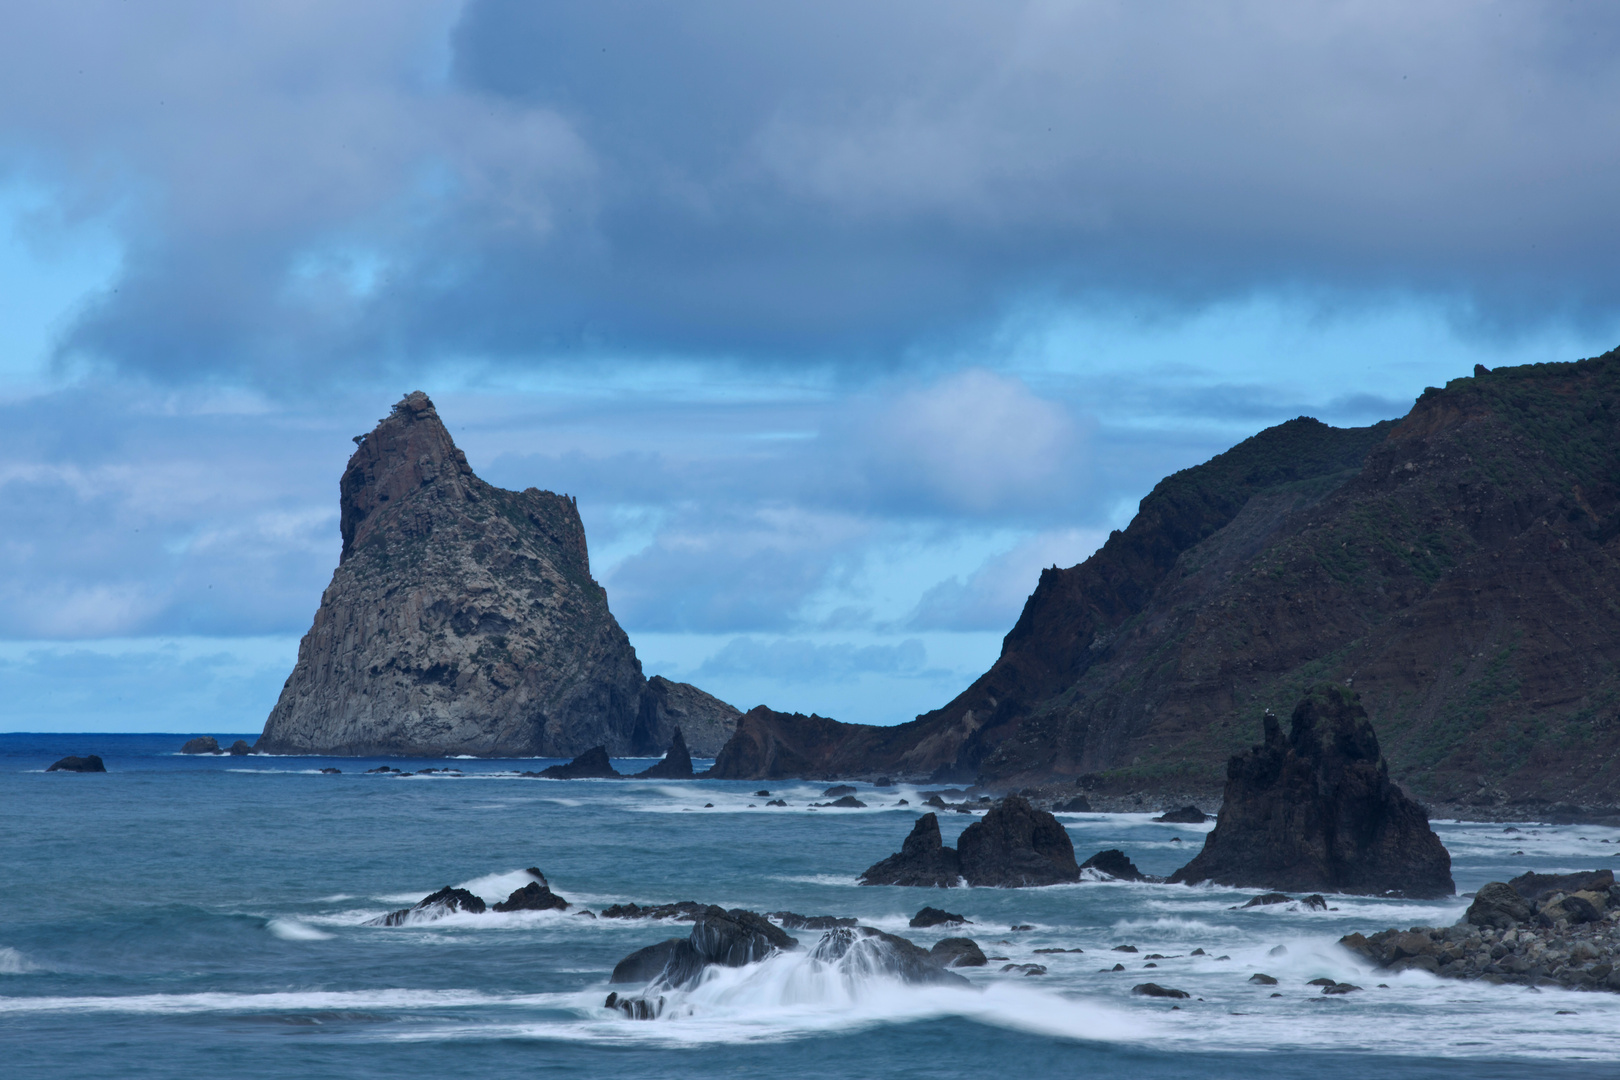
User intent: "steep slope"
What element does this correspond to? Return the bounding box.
[707,349,1620,811]
[257,392,737,757]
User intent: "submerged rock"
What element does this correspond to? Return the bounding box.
[599,901,709,921]
[1079,849,1148,881]
[632,728,694,780]
[370,886,487,926]
[956,796,1081,887]
[47,755,105,773]
[1153,805,1208,824]
[931,937,988,967]
[180,737,221,755]
[909,906,968,929]
[1167,686,1454,898]
[859,813,963,887]
[540,746,621,779]
[1132,982,1189,999]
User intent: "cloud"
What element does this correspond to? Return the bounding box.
[907,528,1108,631]
[695,636,931,684]
[0,2,1615,382]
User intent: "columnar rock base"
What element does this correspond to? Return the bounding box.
[1342,870,1620,992]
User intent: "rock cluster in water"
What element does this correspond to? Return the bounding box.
[368,869,568,926]
[859,797,1081,888]
[1341,869,1620,991]
[1168,684,1454,898]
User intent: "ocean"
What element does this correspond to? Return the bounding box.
[3,733,1618,1079]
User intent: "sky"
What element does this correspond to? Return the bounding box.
[2,1,1618,734]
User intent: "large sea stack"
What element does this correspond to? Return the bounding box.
[256,392,739,758]
[1168,684,1454,898]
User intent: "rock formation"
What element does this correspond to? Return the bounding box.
[46,755,105,773]
[633,677,739,758]
[931,937,987,967]
[180,737,221,755]
[369,885,487,926]
[255,392,738,758]
[1167,685,1454,898]
[633,729,693,779]
[539,746,621,779]
[1079,849,1147,881]
[858,814,962,887]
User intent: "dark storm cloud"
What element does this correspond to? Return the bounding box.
[3,2,1618,381]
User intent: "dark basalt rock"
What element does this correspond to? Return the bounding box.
[47,755,105,773]
[180,737,221,755]
[766,799,787,807]
[540,746,621,779]
[1153,805,1208,824]
[816,795,866,808]
[633,728,694,779]
[1249,973,1278,984]
[1002,963,1047,976]
[610,906,798,989]
[1167,686,1454,898]
[227,740,253,756]
[1132,982,1190,999]
[1302,894,1328,910]
[600,901,708,921]
[931,937,987,967]
[319,767,342,774]
[956,796,1080,887]
[371,886,487,926]
[809,927,972,986]
[1507,869,1614,903]
[1053,796,1092,812]
[823,785,858,797]
[1080,849,1147,881]
[1464,882,1534,929]
[492,879,569,912]
[909,906,969,929]
[1240,893,1293,908]
[768,912,858,931]
[859,813,963,887]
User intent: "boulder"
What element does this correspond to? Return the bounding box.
[909,906,969,929]
[767,912,858,930]
[1080,849,1147,882]
[1053,796,1093,812]
[1507,869,1614,903]
[1167,686,1454,898]
[632,728,694,780]
[1132,983,1190,999]
[540,746,622,779]
[823,785,858,797]
[1249,973,1278,984]
[809,927,971,986]
[46,755,105,773]
[227,740,253,756]
[370,886,486,926]
[180,737,221,755]
[1240,893,1293,908]
[492,879,569,912]
[1153,805,1208,824]
[1463,882,1533,929]
[610,906,798,989]
[956,796,1081,887]
[859,814,964,887]
[931,937,988,967]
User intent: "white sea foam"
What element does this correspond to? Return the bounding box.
[266,918,333,941]
[0,947,39,974]
[456,867,547,904]
[0,988,552,1015]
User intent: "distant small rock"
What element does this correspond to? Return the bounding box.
[1302,894,1328,910]
[1249,973,1278,985]
[1322,982,1361,995]
[1132,982,1189,998]
[540,746,621,779]
[818,795,866,808]
[180,737,221,755]
[599,901,709,921]
[910,906,969,929]
[47,755,105,773]
[1002,963,1046,975]
[822,784,858,797]
[766,799,787,807]
[370,886,486,926]
[632,728,694,779]
[768,911,858,930]
[1053,796,1092,813]
[1080,849,1148,882]
[754,790,771,796]
[874,776,893,786]
[227,740,253,756]
[319,767,342,774]
[1240,893,1293,908]
[1153,805,1208,824]
[492,877,569,912]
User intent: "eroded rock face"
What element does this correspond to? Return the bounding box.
[634,729,693,779]
[1168,685,1454,898]
[858,814,962,887]
[369,886,487,926]
[956,796,1080,887]
[633,678,739,759]
[609,906,797,989]
[255,393,738,758]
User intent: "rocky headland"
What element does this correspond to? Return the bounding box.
[255,392,738,759]
[1167,684,1454,898]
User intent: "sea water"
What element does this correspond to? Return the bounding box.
[3,733,1619,1080]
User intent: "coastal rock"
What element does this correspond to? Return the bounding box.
[371,886,487,926]
[492,880,569,912]
[630,676,740,759]
[767,912,858,931]
[956,796,1081,887]
[1240,893,1292,908]
[255,392,738,759]
[1508,869,1614,903]
[610,906,797,989]
[600,901,708,921]
[1167,685,1454,898]
[808,927,971,987]
[227,740,253,756]
[1464,882,1533,929]
[1131,983,1190,999]
[858,814,963,887]
[930,937,988,967]
[46,755,106,773]
[823,785,858,797]
[180,737,221,755]
[1079,849,1148,882]
[632,728,693,779]
[818,795,866,808]
[540,746,621,779]
[1153,805,1208,824]
[1053,796,1093,812]
[909,906,968,929]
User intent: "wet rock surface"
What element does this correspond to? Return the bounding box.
[957,796,1081,887]
[1079,849,1149,881]
[632,728,693,779]
[767,912,858,931]
[1153,805,1208,824]
[930,937,988,967]
[180,737,221,755]
[47,755,105,773]
[599,901,709,921]
[1342,870,1620,992]
[909,906,968,929]
[370,886,487,926]
[859,814,963,887]
[491,878,569,912]
[1168,685,1454,898]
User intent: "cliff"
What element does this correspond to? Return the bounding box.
[257,392,738,757]
[708,349,1620,813]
